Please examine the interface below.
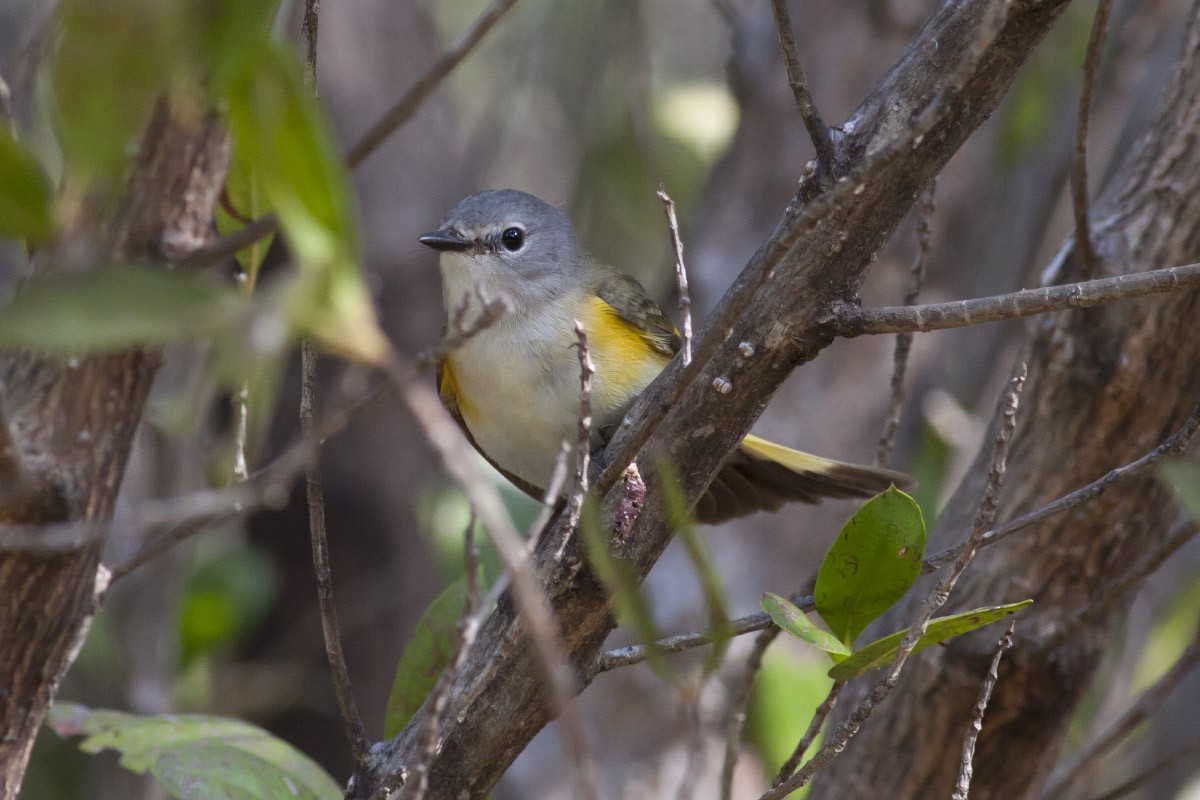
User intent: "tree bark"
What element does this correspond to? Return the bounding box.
[808,7,1200,799]
[352,0,1078,797]
[0,103,230,798]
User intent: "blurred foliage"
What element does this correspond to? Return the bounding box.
[909,422,953,528]
[747,648,832,800]
[0,125,53,242]
[47,704,342,800]
[178,541,281,666]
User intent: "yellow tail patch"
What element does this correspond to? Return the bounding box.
[740,433,841,475]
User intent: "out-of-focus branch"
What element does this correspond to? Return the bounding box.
[772,681,847,790]
[1088,740,1200,800]
[1039,616,1200,800]
[657,185,693,365]
[835,261,1200,337]
[718,628,780,800]
[1070,0,1112,277]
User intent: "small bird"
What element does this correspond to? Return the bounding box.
[419,189,910,524]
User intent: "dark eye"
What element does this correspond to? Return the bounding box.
[500,227,524,251]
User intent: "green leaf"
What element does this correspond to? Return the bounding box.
[815,487,926,646]
[225,43,389,363]
[47,704,341,800]
[0,127,53,242]
[761,592,851,658]
[580,496,672,680]
[747,651,831,800]
[1160,460,1200,523]
[661,463,732,674]
[0,265,250,353]
[827,600,1033,680]
[384,572,482,737]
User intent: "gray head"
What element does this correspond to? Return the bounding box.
[419,191,585,304]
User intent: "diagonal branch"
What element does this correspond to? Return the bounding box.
[769,0,838,180]
[1070,0,1113,276]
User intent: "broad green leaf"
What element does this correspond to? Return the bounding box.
[384,571,482,737]
[581,497,672,680]
[198,0,281,98]
[0,127,52,242]
[827,600,1033,680]
[661,463,732,674]
[47,704,341,800]
[815,487,926,646]
[761,592,851,658]
[0,265,250,353]
[225,44,389,363]
[1160,461,1200,523]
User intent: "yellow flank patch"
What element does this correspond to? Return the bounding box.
[585,296,671,409]
[740,434,836,475]
[439,360,478,424]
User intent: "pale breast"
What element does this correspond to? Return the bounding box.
[448,309,583,492]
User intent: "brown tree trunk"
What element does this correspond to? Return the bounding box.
[0,104,229,799]
[809,8,1200,799]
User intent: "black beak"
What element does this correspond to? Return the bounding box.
[418,229,471,252]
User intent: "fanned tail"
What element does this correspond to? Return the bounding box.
[694,434,914,525]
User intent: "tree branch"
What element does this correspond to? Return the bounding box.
[834,261,1200,337]
[1070,0,1112,276]
[952,622,1015,800]
[769,0,838,180]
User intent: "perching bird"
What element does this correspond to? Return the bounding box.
[420,189,910,524]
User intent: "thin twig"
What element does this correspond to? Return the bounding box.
[182,0,520,269]
[407,511,480,800]
[379,353,601,800]
[762,366,1026,800]
[719,628,780,800]
[302,0,321,91]
[657,185,693,365]
[772,680,846,788]
[344,0,521,169]
[301,341,369,764]
[0,71,14,137]
[416,291,508,372]
[877,181,935,468]
[594,608,786,673]
[1040,615,1200,800]
[836,261,1200,337]
[769,0,837,180]
[567,322,595,536]
[925,399,1200,571]
[952,621,1016,800]
[1070,0,1112,277]
[1087,739,1200,800]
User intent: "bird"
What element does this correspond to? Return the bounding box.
[419,189,911,524]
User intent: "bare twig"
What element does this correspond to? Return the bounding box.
[182,0,520,269]
[719,628,780,800]
[877,181,935,467]
[657,185,693,365]
[1087,739,1200,800]
[567,321,595,535]
[344,0,520,169]
[379,353,600,800]
[762,366,1025,800]
[1070,0,1112,277]
[1040,615,1200,800]
[594,608,784,674]
[952,621,1016,800]
[0,71,14,137]
[836,261,1200,337]
[407,512,481,800]
[302,0,321,91]
[925,399,1200,571]
[301,341,369,764]
[772,680,846,788]
[416,291,508,372]
[769,0,837,180]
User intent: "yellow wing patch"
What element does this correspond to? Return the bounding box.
[438,359,479,426]
[584,296,672,410]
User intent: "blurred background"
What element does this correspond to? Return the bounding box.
[3,0,1199,797]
